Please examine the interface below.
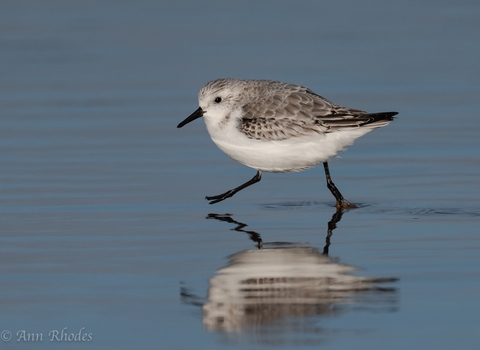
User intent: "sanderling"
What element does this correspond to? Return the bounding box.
[177,78,397,208]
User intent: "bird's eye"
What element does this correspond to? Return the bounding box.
[214,97,222,103]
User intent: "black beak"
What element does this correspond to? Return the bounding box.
[177,107,204,128]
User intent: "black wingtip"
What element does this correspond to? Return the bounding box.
[389,111,399,118]
[378,111,398,118]
[366,111,398,122]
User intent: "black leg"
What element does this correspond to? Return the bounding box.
[323,162,356,209]
[206,171,262,205]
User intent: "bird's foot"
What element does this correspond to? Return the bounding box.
[336,199,357,209]
[205,190,236,205]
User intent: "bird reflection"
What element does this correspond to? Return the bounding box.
[182,209,398,337]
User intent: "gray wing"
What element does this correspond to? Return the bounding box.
[240,83,391,141]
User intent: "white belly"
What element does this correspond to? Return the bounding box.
[206,120,373,173]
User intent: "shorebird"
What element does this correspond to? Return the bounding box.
[177,78,397,208]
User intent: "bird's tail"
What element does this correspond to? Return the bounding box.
[362,111,398,128]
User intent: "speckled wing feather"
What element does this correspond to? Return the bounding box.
[240,81,396,141]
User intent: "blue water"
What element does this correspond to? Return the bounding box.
[1,1,479,349]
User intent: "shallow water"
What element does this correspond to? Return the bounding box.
[1,1,479,349]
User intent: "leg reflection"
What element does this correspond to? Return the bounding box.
[323,209,344,256]
[208,207,346,252]
[206,213,263,249]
